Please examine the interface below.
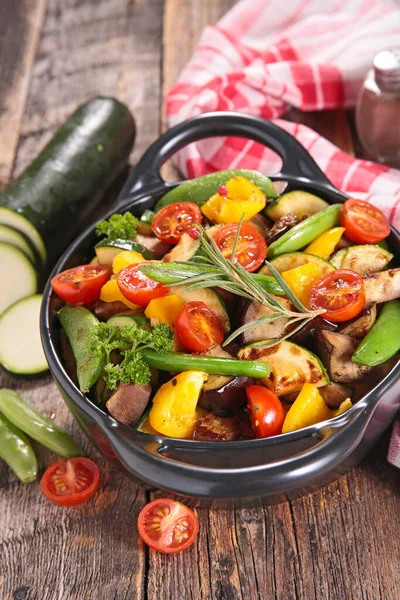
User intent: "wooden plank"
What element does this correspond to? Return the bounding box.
[0,0,48,188]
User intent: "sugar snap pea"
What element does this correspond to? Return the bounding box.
[352,300,400,367]
[0,411,38,483]
[267,204,342,259]
[154,169,277,211]
[0,389,82,457]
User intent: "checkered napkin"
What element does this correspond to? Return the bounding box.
[165,0,400,466]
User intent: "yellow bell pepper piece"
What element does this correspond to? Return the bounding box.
[100,278,139,310]
[305,227,345,260]
[144,294,184,327]
[149,371,208,438]
[201,176,266,224]
[281,263,323,307]
[333,398,353,417]
[112,250,145,275]
[282,383,332,434]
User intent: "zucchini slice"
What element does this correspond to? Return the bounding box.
[107,312,148,328]
[0,243,37,315]
[95,238,154,266]
[0,207,46,265]
[238,340,329,396]
[265,191,329,222]
[260,252,335,276]
[162,233,200,262]
[363,268,400,304]
[0,295,48,375]
[241,298,293,344]
[329,244,393,275]
[0,224,36,264]
[172,285,230,333]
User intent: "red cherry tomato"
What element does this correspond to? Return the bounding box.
[246,386,285,438]
[51,264,110,304]
[117,264,168,307]
[213,223,267,272]
[138,498,199,554]
[40,458,100,507]
[175,301,224,352]
[340,198,390,244]
[152,202,202,245]
[309,269,365,322]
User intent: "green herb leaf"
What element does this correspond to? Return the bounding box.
[96,211,139,241]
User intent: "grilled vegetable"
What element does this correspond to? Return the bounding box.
[0,97,136,266]
[282,383,331,434]
[352,300,400,367]
[265,190,329,222]
[265,213,299,244]
[162,232,200,262]
[0,295,48,376]
[155,169,277,211]
[315,330,376,383]
[282,263,323,307]
[260,251,335,277]
[58,306,104,392]
[106,383,151,426]
[95,239,152,266]
[238,341,329,396]
[241,298,293,344]
[338,304,377,338]
[363,268,400,304]
[304,227,345,259]
[201,176,266,223]
[319,382,354,409]
[172,285,230,333]
[329,244,393,274]
[267,204,342,259]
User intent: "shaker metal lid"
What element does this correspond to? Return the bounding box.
[373,47,400,89]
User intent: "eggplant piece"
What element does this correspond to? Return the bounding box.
[290,316,336,345]
[338,304,377,339]
[241,297,294,344]
[319,382,354,409]
[315,330,376,383]
[248,213,272,239]
[93,300,130,321]
[106,383,151,426]
[363,268,400,304]
[265,213,299,245]
[135,233,171,259]
[192,412,255,441]
[200,376,251,417]
[271,180,288,196]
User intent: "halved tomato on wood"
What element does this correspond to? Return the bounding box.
[152,202,202,245]
[213,223,267,272]
[309,269,365,322]
[340,198,390,244]
[40,458,100,506]
[138,498,199,554]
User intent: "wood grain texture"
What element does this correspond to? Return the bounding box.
[1,0,400,599]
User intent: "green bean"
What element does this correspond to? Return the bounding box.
[0,412,38,483]
[0,389,82,457]
[141,350,271,378]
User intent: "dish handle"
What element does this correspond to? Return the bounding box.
[116,111,337,205]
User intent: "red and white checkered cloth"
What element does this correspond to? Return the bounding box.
[165,0,400,466]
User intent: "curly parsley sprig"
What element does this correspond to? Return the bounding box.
[95,211,139,241]
[91,322,174,390]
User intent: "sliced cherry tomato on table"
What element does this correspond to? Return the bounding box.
[246,386,285,438]
[175,301,224,351]
[309,269,365,322]
[51,264,110,304]
[138,498,199,554]
[117,264,168,307]
[340,198,390,244]
[213,223,267,272]
[40,457,100,507]
[152,202,202,245]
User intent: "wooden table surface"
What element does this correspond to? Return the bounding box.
[1,1,399,599]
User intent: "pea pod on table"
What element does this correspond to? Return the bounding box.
[154,169,277,211]
[0,411,38,483]
[0,389,82,457]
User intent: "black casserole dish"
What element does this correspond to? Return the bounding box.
[40,112,400,505]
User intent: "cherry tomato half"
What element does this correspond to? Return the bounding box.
[152,202,202,245]
[40,458,100,507]
[175,301,224,352]
[51,264,110,304]
[340,198,390,244]
[309,269,365,322]
[117,264,168,307]
[213,223,267,272]
[138,498,199,554]
[246,386,285,438]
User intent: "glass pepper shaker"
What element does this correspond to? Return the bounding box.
[355,47,400,169]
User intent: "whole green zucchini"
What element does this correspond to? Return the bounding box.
[0,97,136,266]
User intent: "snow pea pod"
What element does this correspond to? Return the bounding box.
[0,389,82,457]
[352,300,400,367]
[267,204,342,259]
[0,411,38,483]
[155,169,277,211]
